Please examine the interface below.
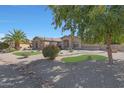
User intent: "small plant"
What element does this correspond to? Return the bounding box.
[87,55,92,61]
[21,53,29,58]
[42,45,60,60]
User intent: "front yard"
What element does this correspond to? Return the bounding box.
[0,59,124,88]
[0,50,124,87]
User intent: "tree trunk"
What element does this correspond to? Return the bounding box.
[106,34,113,64]
[70,35,74,50]
[15,42,20,50]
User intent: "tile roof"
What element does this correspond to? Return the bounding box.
[44,38,62,42]
[33,36,62,42]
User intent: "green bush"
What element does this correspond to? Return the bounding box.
[21,53,29,58]
[42,45,60,60]
[87,55,92,60]
[0,43,9,50]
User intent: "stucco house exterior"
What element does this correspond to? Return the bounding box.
[32,37,62,50]
[32,35,82,50]
[61,35,82,49]
[32,35,124,51]
[3,40,31,50]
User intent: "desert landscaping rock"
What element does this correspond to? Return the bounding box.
[0,50,124,88]
[0,59,124,87]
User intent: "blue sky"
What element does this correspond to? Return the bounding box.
[0,5,70,40]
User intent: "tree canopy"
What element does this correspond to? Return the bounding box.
[49,5,124,64]
[49,5,124,44]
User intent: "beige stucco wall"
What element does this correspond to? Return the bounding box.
[61,36,82,49]
[80,44,124,51]
[20,44,30,50]
[32,36,124,51]
[32,38,61,50]
[32,39,44,50]
[49,42,58,46]
[20,44,30,48]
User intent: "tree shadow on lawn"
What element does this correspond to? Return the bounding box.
[0,59,124,88]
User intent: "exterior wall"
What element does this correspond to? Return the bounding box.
[49,42,57,46]
[61,36,82,49]
[32,37,62,50]
[6,42,30,50]
[20,44,30,50]
[80,44,106,50]
[118,45,124,51]
[73,37,82,49]
[7,41,15,48]
[61,37,70,49]
[32,36,124,51]
[80,44,124,51]
[20,44,30,48]
[32,39,44,50]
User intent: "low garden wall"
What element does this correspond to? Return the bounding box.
[80,44,124,51]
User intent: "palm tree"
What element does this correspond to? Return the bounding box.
[2,29,27,50]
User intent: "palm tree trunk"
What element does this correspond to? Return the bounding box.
[15,42,20,50]
[106,34,113,64]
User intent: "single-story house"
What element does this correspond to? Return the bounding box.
[32,35,124,51]
[32,35,82,50]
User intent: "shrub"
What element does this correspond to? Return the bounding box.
[0,42,9,50]
[21,53,29,58]
[87,55,92,60]
[42,45,60,60]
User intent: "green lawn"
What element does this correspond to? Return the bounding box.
[62,55,107,63]
[13,51,41,56]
